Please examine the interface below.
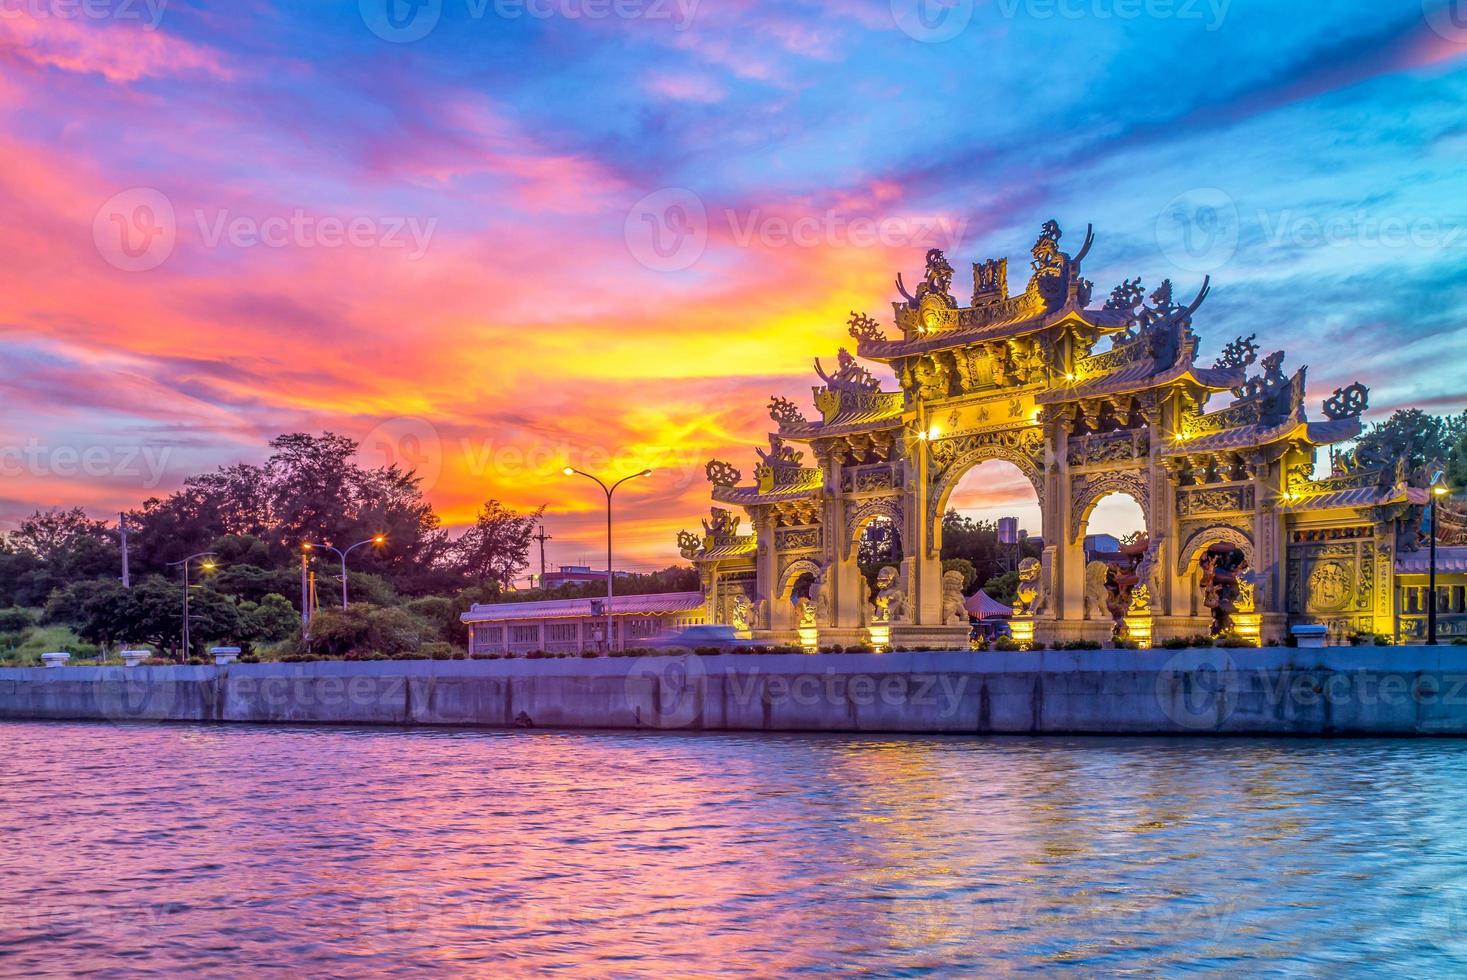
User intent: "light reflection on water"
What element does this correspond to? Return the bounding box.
[3,722,1467,976]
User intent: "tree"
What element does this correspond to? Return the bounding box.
[942,558,979,592]
[451,500,543,589]
[1344,409,1467,474]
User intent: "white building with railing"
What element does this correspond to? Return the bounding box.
[462,591,706,655]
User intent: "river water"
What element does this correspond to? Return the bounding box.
[2,722,1466,976]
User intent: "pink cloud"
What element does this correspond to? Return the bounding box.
[646,72,727,103]
[0,11,231,82]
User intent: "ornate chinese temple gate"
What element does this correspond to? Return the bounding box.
[679,220,1431,649]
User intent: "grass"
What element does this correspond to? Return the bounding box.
[0,623,100,666]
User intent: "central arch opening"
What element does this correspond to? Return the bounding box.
[941,459,1043,609]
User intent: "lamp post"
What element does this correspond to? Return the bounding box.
[1429,473,1450,646]
[563,467,653,652]
[166,552,216,661]
[302,535,387,608]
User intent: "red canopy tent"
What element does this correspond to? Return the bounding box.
[964,590,1014,620]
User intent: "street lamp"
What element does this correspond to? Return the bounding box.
[302,535,387,608]
[166,551,216,661]
[1429,472,1450,646]
[563,467,653,652]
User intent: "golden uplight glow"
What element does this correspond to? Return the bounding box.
[1233,613,1263,647]
[1124,614,1153,649]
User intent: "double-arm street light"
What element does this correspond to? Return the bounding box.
[166,551,216,661]
[563,467,653,652]
[302,535,387,608]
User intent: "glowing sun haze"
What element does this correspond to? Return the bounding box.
[3,1,1466,572]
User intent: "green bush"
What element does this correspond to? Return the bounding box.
[0,608,36,634]
[993,637,1020,652]
[1217,636,1254,648]
[1161,637,1191,650]
[1029,642,1047,651]
[304,604,427,657]
[420,642,457,661]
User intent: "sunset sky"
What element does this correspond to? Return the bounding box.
[2,1,1466,573]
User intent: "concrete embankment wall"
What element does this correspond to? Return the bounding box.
[4,648,1467,736]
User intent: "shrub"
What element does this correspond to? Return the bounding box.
[1453,638,1467,646]
[421,642,458,661]
[1161,637,1191,650]
[693,646,721,656]
[1188,635,1215,649]
[993,637,1020,652]
[390,650,430,661]
[1217,637,1253,648]
[1029,642,1047,651]
[845,643,874,654]
[0,608,36,634]
[1113,639,1142,650]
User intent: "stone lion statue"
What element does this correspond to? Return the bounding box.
[731,593,751,632]
[1084,561,1111,620]
[941,570,969,626]
[1015,557,1042,615]
[871,566,909,624]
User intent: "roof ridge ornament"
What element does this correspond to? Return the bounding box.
[814,348,880,393]
[895,248,956,310]
[1322,382,1369,421]
[705,459,742,487]
[848,311,886,343]
[769,395,807,427]
[1215,334,1260,372]
[756,434,804,469]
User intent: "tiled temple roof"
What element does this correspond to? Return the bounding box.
[712,482,823,505]
[462,591,705,623]
[1276,485,1412,513]
[1039,360,1240,405]
[1397,546,1467,575]
[1163,417,1362,457]
[856,301,1131,361]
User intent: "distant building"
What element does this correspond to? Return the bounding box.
[462,591,706,655]
[1084,534,1121,563]
[539,565,618,589]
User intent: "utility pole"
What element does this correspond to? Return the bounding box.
[300,549,311,637]
[119,512,131,588]
[534,519,553,586]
